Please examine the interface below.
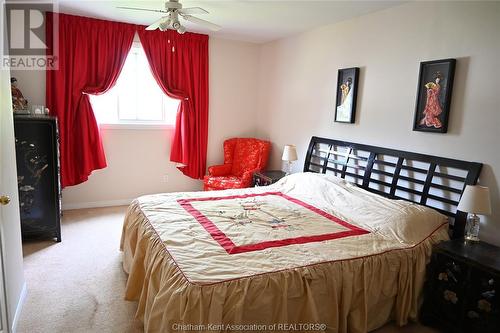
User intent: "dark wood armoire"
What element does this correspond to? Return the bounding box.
[13,115,61,242]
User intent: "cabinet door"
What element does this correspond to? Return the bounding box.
[422,252,469,328]
[14,119,60,240]
[463,269,499,333]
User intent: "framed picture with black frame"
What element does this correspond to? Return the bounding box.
[334,67,359,124]
[413,58,456,133]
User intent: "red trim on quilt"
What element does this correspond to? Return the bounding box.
[178,191,370,254]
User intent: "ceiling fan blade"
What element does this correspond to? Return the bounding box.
[146,17,167,31]
[116,6,167,14]
[178,7,208,15]
[181,15,221,31]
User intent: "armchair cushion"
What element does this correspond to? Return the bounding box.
[203,175,244,191]
[208,164,232,177]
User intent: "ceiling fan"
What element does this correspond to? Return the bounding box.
[117,0,221,34]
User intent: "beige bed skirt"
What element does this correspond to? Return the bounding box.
[120,201,448,333]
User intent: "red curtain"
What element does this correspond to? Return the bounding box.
[46,13,136,187]
[138,28,209,179]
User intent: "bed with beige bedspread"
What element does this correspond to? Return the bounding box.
[120,172,449,332]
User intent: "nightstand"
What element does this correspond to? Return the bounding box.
[252,170,286,187]
[421,239,500,333]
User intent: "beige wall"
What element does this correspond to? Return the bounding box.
[206,38,261,167]
[10,37,260,209]
[256,1,500,245]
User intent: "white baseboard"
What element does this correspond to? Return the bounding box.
[62,199,133,211]
[11,282,26,333]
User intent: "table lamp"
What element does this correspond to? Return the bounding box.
[282,144,298,175]
[457,185,491,242]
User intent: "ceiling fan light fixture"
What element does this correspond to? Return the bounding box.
[177,25,186,34]
[159,18,171,31]
[158,23,167,31]
[172,21,181,30]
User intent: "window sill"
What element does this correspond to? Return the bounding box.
[98,123,174,130]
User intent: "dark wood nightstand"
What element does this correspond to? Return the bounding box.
[252,170,286,187]
[421,239,500,333]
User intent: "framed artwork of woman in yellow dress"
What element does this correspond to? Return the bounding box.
[413,59,456,133]
[334,67,359,124]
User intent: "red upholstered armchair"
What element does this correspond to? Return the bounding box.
[203,138,271,191]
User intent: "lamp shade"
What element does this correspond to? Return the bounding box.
[282,144,298,162]
[457,185,492,215]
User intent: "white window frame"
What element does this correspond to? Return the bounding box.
[91,41,178,130]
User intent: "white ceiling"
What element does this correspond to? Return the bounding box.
[58,0,407,43]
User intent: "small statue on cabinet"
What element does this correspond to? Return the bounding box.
[11,77,28,111]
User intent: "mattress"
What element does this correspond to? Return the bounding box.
[120,172,449,332]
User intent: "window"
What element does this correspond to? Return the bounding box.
[90,42,179,127]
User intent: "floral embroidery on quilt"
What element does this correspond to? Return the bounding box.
[178,192,370,254]
[215,197,305,231]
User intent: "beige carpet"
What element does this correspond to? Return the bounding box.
[18,206,142,333]
[18,206,439,333]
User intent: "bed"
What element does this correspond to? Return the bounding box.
[120,137,482,333]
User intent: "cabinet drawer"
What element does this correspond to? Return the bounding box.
[463,270,499,333]
[422,252,469,327]
[421,240,500,333]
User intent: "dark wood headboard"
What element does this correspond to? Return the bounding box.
[304,136,483,239]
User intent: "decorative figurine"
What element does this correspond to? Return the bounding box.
[11,77,28,111]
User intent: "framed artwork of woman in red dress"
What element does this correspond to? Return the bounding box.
[413,59,456,133]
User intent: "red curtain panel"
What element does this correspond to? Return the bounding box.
[138,28,209,180]
[46,13,136,187]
